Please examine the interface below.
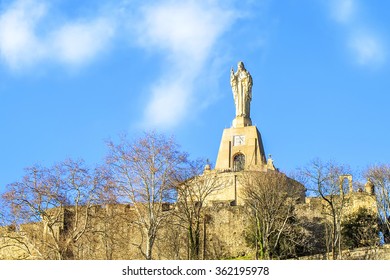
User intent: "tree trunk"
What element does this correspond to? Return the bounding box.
[146,232,155,260]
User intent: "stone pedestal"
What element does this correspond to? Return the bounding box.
[214,124,267,171]
[232,116,252,128]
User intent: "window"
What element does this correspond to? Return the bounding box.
[233,153,245,171]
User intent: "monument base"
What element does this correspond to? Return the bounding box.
[214,125,266,171]
[232,116,252,128]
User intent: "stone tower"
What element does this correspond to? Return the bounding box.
[215,61,269,172]
[200,61,276,206]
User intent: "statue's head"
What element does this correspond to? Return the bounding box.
[237,61,245,70]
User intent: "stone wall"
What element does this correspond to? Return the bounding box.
[298,245,390,260]
[203,170,306,207]
[0,223,43,260]
[205,204,252,259]
[0,188,382,260]
[0,203,252,260]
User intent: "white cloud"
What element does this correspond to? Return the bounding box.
[0,0,115,70]
[0,0,240,128]
[349,33,385,66]
[326,0,387,67]
[137,0,235,128]
[51,19,115,66]
[0,0,46,69]
[138,1,231,65]
[144,79,189,128]
[330,0,355,23]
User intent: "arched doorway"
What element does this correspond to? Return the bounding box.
[233,153,245,171]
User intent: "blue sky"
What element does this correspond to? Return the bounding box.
[1,0,389,190]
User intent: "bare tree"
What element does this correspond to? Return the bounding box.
[68,164,127,260]
[106,131,188,260]
[242,171,305,259]
[0,200,43,259]
[2,159,99,259]
[299,159,350,259]
[175,160,222,259]
[364,164,390,243]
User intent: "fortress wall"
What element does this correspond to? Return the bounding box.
[298,244,390,260]
[205,205,252,259]
[0,190,381,260]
